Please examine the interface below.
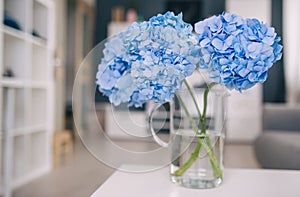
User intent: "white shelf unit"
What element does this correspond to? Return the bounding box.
[0,0,55,195]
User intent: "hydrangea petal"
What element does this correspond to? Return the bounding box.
[96,12,200,107]
[194,12,282,91]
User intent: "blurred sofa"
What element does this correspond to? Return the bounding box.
[254,104,300,170]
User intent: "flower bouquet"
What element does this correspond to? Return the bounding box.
[96,12,282,188]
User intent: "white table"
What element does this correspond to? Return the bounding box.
[92,166,300,197]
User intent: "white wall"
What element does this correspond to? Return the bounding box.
[225,0,271,142]
[283,0,300,103]
[226,0,271,23]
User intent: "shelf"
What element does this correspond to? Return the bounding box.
[15,89,27,130]
[12,128,25,137]
[0,79,49,89]
[1,25,26,40]
[1,25,49,48]
[31,44,48,82]
[30,81,48,89]
[1,25,49,47]
[3,0,28,33]
[24,124,47,135]
[33,1,48,41]
[3,34,27,80]
[13,135,28,180]
[28,124,47,133]
[30,89,47,126]
[1,88,26,131]
[12,124,47,136]
[30,132,47,170]
[0,124,47,140]
[0,0,54,193]
[31,36,47,48]
[0,79,26,88]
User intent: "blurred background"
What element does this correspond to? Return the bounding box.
[0,0,300,196]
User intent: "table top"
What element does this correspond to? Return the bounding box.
[92,166,300,197]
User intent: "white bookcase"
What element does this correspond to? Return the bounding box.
[0,0,55,195]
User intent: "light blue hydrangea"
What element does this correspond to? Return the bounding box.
[96,12,200,107]
[195,12,283,91]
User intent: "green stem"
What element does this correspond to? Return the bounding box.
[183,79,202,122]
[201,137,223,179]
[173,142,202,176]
[202,83,217,120]
[201,82,217,134]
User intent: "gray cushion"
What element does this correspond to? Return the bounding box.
[263,104,300,131]
[254,131,300,170]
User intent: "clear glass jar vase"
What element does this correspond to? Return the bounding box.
[170,130,224,188]
[150,86,227,189]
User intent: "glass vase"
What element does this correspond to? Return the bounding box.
[169,130,224,188]
[150,87,227,189]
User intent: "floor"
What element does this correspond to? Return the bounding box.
[13,138,260,197]
[13,138,115,197]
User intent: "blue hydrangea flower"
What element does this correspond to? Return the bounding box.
[195,12,283,91]
[96,12,200,107]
